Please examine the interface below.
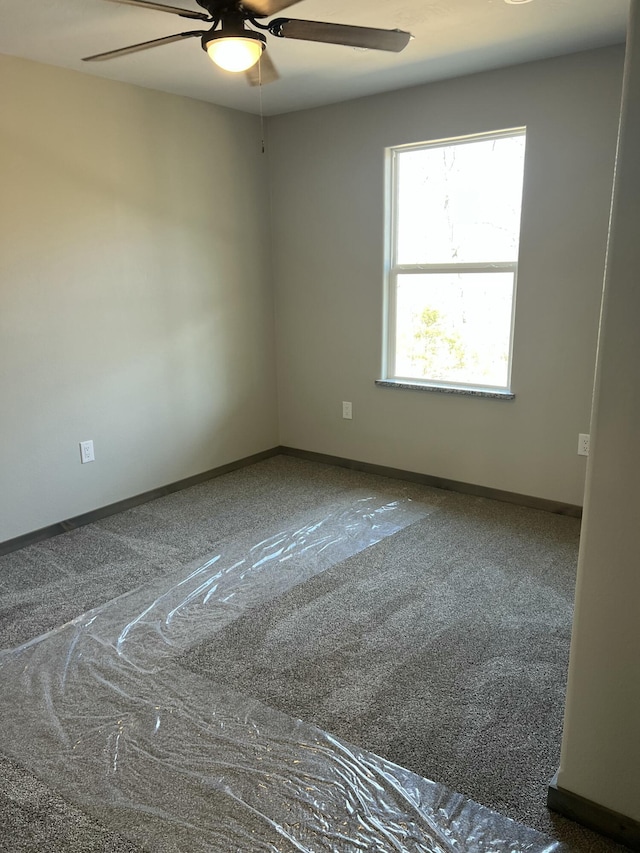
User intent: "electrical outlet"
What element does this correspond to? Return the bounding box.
[577,433,590,457]
[342,401,353,420]
[80,439,95,464]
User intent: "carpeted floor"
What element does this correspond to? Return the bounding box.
[0,755,144,853]
[0,455,628,852]
[183,495,577,837]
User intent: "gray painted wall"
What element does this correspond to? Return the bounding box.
[268,46,624,506]
[0,47,626,530]
[0,56,278,542]
[558,2,640,822]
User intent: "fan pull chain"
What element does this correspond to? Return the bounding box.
[259,60,266,154]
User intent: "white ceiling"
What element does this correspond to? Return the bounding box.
[0,0,629,115]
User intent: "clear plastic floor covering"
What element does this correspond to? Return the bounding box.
[0,491,563,852]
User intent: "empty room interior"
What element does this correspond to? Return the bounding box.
[1,0,640,850]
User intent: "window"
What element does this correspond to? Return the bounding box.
[382,128,527,396]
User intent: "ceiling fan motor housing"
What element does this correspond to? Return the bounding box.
[196,1,249,15]
[198,3,267,54]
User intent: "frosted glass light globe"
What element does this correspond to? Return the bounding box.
[207,38,264,72]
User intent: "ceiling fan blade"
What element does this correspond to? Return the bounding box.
[270,18,412,52]
[101,0,211,21]
[242,0,304,16]
[245,51,280,86]
[82,30,204,62]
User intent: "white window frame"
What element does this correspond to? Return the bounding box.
[382,127,526,397]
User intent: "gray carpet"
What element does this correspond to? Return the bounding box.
[0,455,628,851]
[0,755,145,853]
[182,496,579,837]
[186,496,576,829]
[0,456,389,650]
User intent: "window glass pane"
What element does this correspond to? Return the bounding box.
[396,135,526,265]
[394,272,514,388]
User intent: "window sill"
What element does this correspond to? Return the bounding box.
[375,379,515,400]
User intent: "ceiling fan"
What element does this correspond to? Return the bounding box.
[82,0,413,86]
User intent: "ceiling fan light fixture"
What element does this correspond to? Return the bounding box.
[205,32,266,72]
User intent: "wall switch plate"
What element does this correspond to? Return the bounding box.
[342,401,353,420]
[578,433,590,457]
[80,439,95,464]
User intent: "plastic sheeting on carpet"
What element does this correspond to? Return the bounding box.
[0,490,562,852]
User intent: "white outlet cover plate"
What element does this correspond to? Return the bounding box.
[578,433,590,456]
[80,440,95,463]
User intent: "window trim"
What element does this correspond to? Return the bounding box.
[381,127,526,397]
